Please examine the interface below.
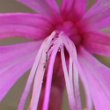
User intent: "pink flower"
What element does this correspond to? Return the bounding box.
[0,0,110,110]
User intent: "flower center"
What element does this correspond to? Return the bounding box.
[54,20,83,48]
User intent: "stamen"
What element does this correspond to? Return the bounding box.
[29,49,48,110]
[43,46,59,110]
[73,63,82,110]
[29,31,57,110]
[59,32,82,110]
[61,47,75,110]
[69,57,73,83]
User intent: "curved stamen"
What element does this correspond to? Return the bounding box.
[61,46,76,110]
[43,45,59,110]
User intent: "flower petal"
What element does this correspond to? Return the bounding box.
[18,42,43,110]
[82,0,110,24]
[0,41,41,101]
[0,54,34,101]
[17,0,59,14]
[88,16,110,30]
[84,32,110,57]
[0,41,42,68]
[0,13,50,40]
[78,47,110,110]
[74,0,87,16]
[61,0,74,12]
[61,0,87,16]
[45,0,60,13]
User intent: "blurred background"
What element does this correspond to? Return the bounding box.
[0,0,109,110]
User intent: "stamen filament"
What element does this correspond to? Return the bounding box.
[43,46,59,110]
[61,47,75,110]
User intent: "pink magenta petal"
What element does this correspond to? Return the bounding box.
[0,25,44,40]
[0,41,41,101]
[17,0,51,14]
[17,0,59,15]
[85,42,110,57]
[74,0,87,16]
[61,0,74,12]
[0,13,50,28]
[61,0,87,16]
[45,0,59,13]
[0,13,50,40]
[0,51,36,101]
[82,0,110,24]
[0,41,42,68]
[88,16,110,30]
[42,46,59,110]
[18,41,44,110]
[84,32,110,57]
[78,47,110,110]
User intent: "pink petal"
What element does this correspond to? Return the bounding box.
[84,32,110,57]
[0,41,41,101]
[61,0,74,12]
[0,13,50,40]
[45,0,60,13]
[0,13,50,28]
[78,47,110,110]
[87,16,110,30]
[18,41,43,110]
[74,0,87,16]
[17,0,59,14]
[85,42,110,57]
[0,41,42,68]
[82,0,110,24]
[61,0,87,16]
[0,52,36,101]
